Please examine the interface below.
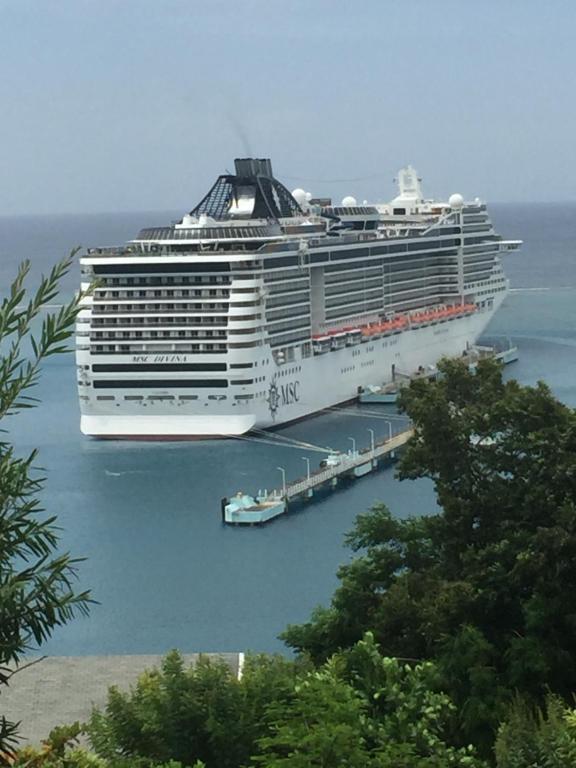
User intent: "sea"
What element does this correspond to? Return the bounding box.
[0,203,575,656]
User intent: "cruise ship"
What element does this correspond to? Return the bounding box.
[76,158,520,438]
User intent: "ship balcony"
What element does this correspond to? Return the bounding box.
[89,321,229,332]
[89,321,228,331]
[227,318,262,330]
[93,290,231,300]
[229,279,262,289]
[498,239,522,252]
[89,338,227,349]
[89,343,228,355]
[90,328,227,340]
[92,299,230,310]
[91,308,230,318]
[228,304,263,317]
[84,246,138,257]
[228,292,261,303]
[463,223,494,233]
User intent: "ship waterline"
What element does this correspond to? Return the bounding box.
[76,159,519,439]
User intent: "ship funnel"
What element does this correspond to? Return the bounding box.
[234,158,274,178]
[190,157,303,221]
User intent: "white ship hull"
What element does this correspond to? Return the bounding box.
[79,302,499,438]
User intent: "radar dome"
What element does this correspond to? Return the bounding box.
[449,193,464,209]
[292,188,308,206]
[342,195,357,207]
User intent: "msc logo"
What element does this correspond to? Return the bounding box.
[280,381,300,405]
[267,378,300,419]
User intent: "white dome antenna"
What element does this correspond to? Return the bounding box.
[341,195,357,207]
[292,188,308,206]
[449,193,464,209]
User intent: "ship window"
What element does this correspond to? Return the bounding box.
[96,395,115,401]
[94,379,228,389]
[393,208,406,215]
[93,363,227,373]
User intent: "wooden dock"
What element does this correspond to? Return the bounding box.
[223,427,414,525]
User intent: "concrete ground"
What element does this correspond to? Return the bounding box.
[2,653,242,747]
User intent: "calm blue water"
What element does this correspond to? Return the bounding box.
[1,203,575,655]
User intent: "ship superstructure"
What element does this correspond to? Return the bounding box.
[76,159,520,438]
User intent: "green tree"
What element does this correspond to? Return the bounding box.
[237,652,310,757]
[254,665,372,768]
[495,696,576,768]
[283,359,576,752]
[256,633,484,768]
[0,254,92,754]
[11,722,193,767]
[88,640,483,768]
[88,650,304,768]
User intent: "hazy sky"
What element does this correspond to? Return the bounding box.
[1,0,575,215]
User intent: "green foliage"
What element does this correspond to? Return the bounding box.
[9,720,195,766]
[283,359,576,753]
[87,650,304,768]
[254,666,371,767]
[0,253,93,753]
[87,641,483,768]
[236,652,310,754]
[10,722,105,766]
[495,696,576,767]
[256,633,485,767]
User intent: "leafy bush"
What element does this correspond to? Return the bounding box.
[87,650,303,768]
[495,696,576,768]
[86,640,484,768]
[255,634,485,767]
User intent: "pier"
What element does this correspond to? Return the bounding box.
[222,341,519,526]
[222,427,414,525]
